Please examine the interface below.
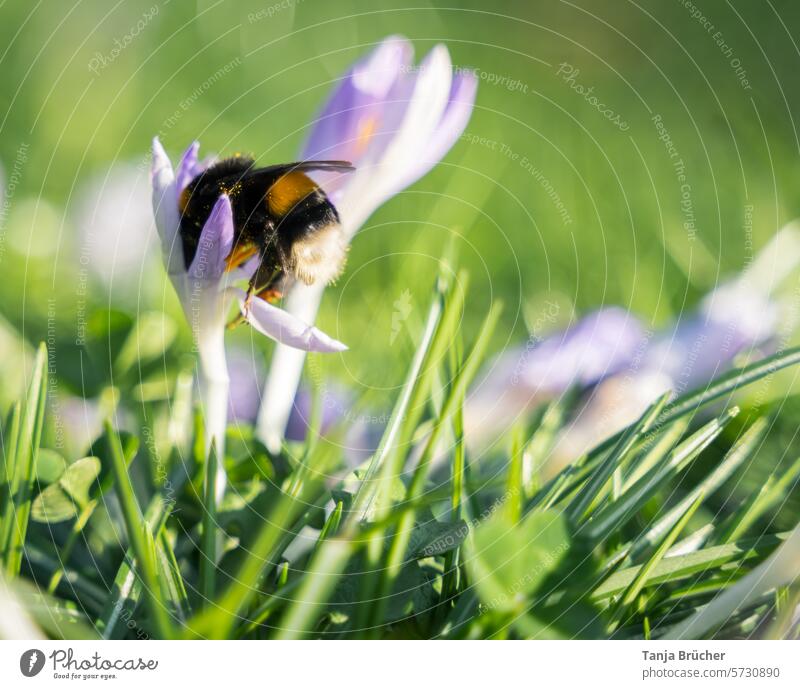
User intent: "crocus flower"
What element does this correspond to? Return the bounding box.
[286,385,383,467]
[226,346,265,424]
[257,36,478,452]
[464,307,648,450]
[551,225,800,465]
[463,226,800,471]
[150,138,347,496]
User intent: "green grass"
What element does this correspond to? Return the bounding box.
[3,272,800,640]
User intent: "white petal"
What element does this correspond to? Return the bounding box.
[336,44,454,238]
[236,288,347,353]
[150,137,184,274]
[256,282,326,451]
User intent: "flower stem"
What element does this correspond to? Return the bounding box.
[256,281,325,452]
[197,323,229,504]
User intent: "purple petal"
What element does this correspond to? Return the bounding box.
[397,70,478,190]
[227,347,264,423]
[187,195,234,280]
[176,141,202,193]
[352,35,413,97]
[340,44,459,220]
[302,36,413,165]
[518,308,646,391]
[151,137,174,200]
[464,307,646,449]
[236,289,348,353]
[285,387,345,441]
[150,137,184,273]
[642,308,775,390]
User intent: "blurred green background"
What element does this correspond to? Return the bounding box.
[2,0,800,430]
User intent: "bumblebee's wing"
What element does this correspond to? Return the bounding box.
[243,160,355,180]
[240,161,354,220]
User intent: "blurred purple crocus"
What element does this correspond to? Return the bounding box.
[150,138,347,497]
[465,226,800,468]
[552,225,800,463]
[465,307,648,449]
[285,386,383,467]
[258,36,478,451]
[469,226,800,469]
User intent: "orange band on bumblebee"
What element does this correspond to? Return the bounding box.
[266,171,318,217]
[224,242,259,271]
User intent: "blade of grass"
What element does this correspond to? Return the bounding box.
[0,402,22,568]
[441,385,466,606]
[621,418,689,492]
[718,454,800,543]
[585,408,738,541]
[105,420,173,639]
[353,271,467,522]
[568,391,671,523]
[629,418,766,559]
[317,501,343,543]
[156,528,190,622]
[98,468,182,638]
[372,302,502,629]
[608,492,705,630]
[3,343,47,577]
[505,423,525,522]
[591,532,788,602]
[665,523,800,639]
[523,398,570,498]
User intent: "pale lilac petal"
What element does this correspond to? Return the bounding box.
[150,137,184,274]
[236,289,347,353]
[464,308,646,450]
[518,308,646,391]
[175,141,202,193]
[351,35,413,97]
[286,385,381,466]
[331,44,456,234]
[368,44,453,195]
[187,195,234,280]
[227,254,260,283]
[398,70,478,189]
[302,36,413,164]
[227,347,264,423]
[151,137,174,201]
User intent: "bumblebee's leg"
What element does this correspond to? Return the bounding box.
[255,282,284,303]
[246,241,289,305]
[227,259,285,329]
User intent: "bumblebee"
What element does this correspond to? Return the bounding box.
[178,155,354,313]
